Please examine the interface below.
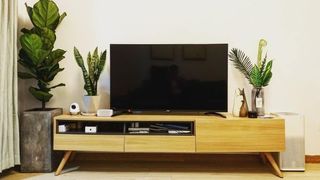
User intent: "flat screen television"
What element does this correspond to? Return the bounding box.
[110,44,228,113]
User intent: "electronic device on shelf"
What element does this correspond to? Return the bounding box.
[97,109,113,117]
[69,103,80,115]
[110,44,228,114]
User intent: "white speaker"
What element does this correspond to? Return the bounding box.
[97,109,113,117]
[274,112,305,171]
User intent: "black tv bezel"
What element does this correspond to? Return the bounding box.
[110,43,228,113]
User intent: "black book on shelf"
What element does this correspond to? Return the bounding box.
[155,123,189,130]
[149,124,169,130]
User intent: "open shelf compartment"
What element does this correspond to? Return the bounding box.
[56,119,194,136]
[125,121,194,136]
[56,120,124,135]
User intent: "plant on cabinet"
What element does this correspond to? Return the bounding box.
[73,47,107,113]
[229,39,273,116]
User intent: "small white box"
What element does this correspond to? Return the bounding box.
[85,126,97,133]
[97,109,113,117]
[58,125,68,132]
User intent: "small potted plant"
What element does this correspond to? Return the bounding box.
[229,39,273,116]
[18,0,66,172]
[73,47,106,113]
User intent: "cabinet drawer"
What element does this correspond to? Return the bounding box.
[125,136,195,152]
[196,119,285,152]
[54,134,124,152]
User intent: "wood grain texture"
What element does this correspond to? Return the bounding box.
[306,155,320,163]
[54,114,284,153]
[54,134,124,152]
[125,136,195,152]
[54,113,281,121]
[263,152,283,178]
[55,151,72,176]
[196,119,285,152]
[55,114,199,122]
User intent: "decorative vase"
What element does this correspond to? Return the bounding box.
[83,95,101,113]
[20,108,63,172]
[239,88,248,117]
[232,89,242,117]
[251,87,265,116]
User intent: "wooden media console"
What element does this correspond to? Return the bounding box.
[53,114,285,177]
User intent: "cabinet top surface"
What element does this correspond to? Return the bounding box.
[54,114,284,122]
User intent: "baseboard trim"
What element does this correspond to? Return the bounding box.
[74,153,320,163]
[75,153,261,162]
[306,155,320,163]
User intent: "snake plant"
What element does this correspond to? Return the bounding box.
[73,47,107,96]
[229,39,273,88]
[18,0,67,110]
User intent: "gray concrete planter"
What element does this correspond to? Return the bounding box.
[20,108,62,172]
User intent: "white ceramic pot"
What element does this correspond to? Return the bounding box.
[83,95,101,113]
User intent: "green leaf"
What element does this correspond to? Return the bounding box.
[29,87,53,102]
[18,72,36,79]
[20,33,42,54]
[92,47,99,82]
[97,50,106,79]
[261,60,273,86]
[87,51,94,83]
[74,47,85,67]
[47,49,66,65]
[20,33,49,65]
[25,3,33,22]
[250,65,262,88]
[49,83,65,89]
[39,27,56,50]
[260,54,267,73]
[58,12,67,26]
[21,28,33,34]
[18,59,36,74]
[262,71,272,86]
[48,67,64,81]
[18,49,37,72]
[265,60,273,71]
[51,12,67,30]
[32,0,60,29]
[74,47,94,95]
[229,48,253,80]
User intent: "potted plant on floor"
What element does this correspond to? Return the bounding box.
[229,39,273,116]
[18,0,66,172]
[73,47,107,113]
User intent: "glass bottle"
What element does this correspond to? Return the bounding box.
[251,87,265,116]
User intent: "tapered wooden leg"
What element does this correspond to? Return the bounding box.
[263,152,283,178]
[260,153,267,164]
[55,151,72,176]
[69,151,77,162]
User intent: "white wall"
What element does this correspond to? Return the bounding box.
[18,0,320,155]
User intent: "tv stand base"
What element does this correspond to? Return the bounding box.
[54,151,283,178]
[53,114,285,177]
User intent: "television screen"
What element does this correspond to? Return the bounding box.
[110,44,228,112]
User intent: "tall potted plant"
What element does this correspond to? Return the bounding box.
[229,39,273,116]
[18,0,66,172]
[73,47,106,113]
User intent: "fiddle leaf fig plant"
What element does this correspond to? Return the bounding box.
[229,39,273,88]
[18,0,67,110]
[73,47,107,96]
